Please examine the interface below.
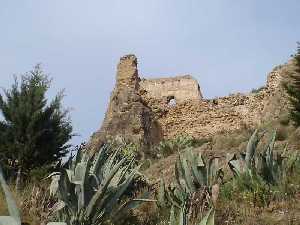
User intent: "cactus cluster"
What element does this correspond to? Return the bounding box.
[49,145,147,225]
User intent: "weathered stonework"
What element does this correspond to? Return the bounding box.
[140,75,202,104]
[87,54,291,153]
[87,55,161,154]
[146,68,288,140]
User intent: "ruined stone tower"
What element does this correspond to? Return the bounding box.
[87,55,161,154]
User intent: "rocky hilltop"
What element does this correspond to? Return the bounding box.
[87,55,293,153]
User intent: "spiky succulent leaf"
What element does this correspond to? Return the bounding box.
[157,179,167,207]
[245,129,259,168]
[198,208,215,225]
[50,145,148,225]
[0,217,20,225]
[181,156,196,193]
[169,206,177,225]
[0,164,21,225]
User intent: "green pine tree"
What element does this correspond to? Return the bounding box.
[0,65,73,188]
[284,43,300,126]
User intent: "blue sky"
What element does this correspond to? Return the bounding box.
[0,0,299,145]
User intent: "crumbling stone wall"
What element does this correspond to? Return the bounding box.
[88,54,290,153]
[143,67,288,140]
[140,75,202,104]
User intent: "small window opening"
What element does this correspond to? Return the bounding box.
[167,96,176,107]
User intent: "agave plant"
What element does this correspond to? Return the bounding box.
[157,149,221,225]
[227,130,261,177]
[0,164,65,225]
[228,130,291,185]
[49,144,149,225]
[157,149,222,208]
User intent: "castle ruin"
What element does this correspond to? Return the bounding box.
[87,54,289,154]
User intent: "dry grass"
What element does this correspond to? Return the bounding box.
[216,196,300,225]
[0,182,54,225]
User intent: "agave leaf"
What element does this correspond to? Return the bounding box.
[91,168,138,224]
[167,187,185,208]
[198,208,215,225]
[45,172,61,179]
[85,157,127,218]
[116,158,134,185]
[179,206,186,225]
[174,187,186,203]
[169,206,177,225]
[197,154,208,186]
[157,179,167,207]
[0,216,20,225]
[208,157,220,186]
[90,145,109,176]
[175,158,186,193]
[57,169,77,214]
[186,150,203,187]
[114,195,155,220]
[49,175,61,197]
[103,147,122,178]
[245,129,259,169]
[165,187,182,208]
[0,164,21,225]
[265,131,276,168]
[74,161,89,210]
[181,156,196,193]
[228,158,241,177]
[105,165,140,210]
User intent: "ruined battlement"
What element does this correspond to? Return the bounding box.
[87,54,290,153]
[140,75,202,104]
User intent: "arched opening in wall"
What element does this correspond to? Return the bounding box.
[167,96,176,107]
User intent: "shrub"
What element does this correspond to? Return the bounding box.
[0,65,73,190]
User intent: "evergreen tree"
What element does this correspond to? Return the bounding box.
[284,43,300,126]
[0,65,73,186]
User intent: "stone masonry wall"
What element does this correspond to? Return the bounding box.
[140,75,203,104]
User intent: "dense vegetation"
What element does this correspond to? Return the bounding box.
[284,42,300,126]
[1,129,299,225]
